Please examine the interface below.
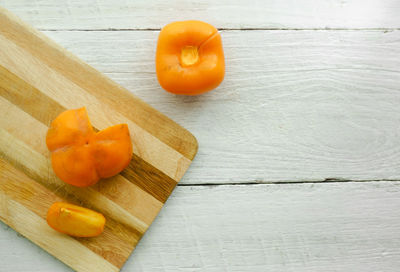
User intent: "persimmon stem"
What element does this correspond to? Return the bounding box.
[180,46,199,67]
[60,207,71,217]
[198,30,219,51]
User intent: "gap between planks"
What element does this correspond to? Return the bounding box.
[38,28,400,32]
[178,178,400,186]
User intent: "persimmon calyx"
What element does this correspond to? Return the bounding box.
[180,46,199,66]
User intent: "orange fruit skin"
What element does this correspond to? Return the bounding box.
[47,202,106,237]
[156,20,225,95]
[46,108,133,187]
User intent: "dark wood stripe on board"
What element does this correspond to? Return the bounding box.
[122,154,177,203]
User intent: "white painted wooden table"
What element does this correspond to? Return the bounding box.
[1,1,400,271]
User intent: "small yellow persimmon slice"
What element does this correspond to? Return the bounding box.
[47,202,106,237]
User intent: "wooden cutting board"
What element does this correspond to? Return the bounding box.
[0,7,197,272]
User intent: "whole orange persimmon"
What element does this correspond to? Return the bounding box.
[156,20,225,95]
[46,108,132,187]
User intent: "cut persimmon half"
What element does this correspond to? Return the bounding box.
[46,107,132,187]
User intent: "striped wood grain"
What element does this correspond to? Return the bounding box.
[0,7,197,272]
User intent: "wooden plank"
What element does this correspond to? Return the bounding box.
[41,30,400,184]
[0,0,400,29]
[2,182,400,271]
[0,8,197,271]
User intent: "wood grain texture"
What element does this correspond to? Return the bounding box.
[0,0,399,29]
[1,1,400,272]
[38,29,400,184]
[1,182,400,272]
[0,7,197,272]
